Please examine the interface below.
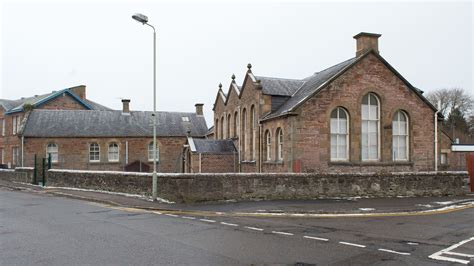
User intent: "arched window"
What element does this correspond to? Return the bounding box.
[234,111,238,138]
[265,130,271,161]
[148,142,160,162]
[108,142,119,162]
[241,108,247,160]
[227,114,231,138]
[89,143,100,162]
[276,128,283,161]
[46,143,58,163]
[215,119,219,139]
[392,110,409,161]
[330,107,349,161]
[250,105,256,160]
[220,115,224,139]
[361,93,380,161]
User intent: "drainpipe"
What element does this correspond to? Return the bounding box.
[125,141,129,165]
[199,153,202,173]
[434,100,441,172]
[259,124,262,173]
[21,136,24,167]
[238,106,241,172]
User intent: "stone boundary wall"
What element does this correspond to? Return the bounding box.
[0,168,34,183]
[40,169,467,203]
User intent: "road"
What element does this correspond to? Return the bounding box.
[1,188,473,265]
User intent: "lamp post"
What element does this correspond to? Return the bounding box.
[132,13,158,201]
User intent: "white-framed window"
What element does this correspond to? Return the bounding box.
[440,153,448,165]
[265,130,271,161]
[392,110,409,161]
[0,119,4,136]
[276,128,283,161]
[16,115,22,133]
[330,107,349,161]
[12,116,17,135]
[12,147,19,166]
[89,143,100,162]
[181,116,189,122]
[108,142,119,162]
[361,93,380,161]
[148,142,160,162]
[46,143,59,163]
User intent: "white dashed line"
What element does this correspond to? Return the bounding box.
[220,222,238,227]
[152,211,162,215]
[200,219,216,223]
[406,242,419,246]
[181,216,196,220]
[339,242,366,248]
[378,249,411,256]
[272,231,294,236]
[165,213,178,217]
[303,236,329,242]
[245,226,264,231]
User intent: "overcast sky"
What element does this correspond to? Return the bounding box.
[1,1,472,124]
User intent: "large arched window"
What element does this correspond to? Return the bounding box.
[234,111,238,138]
[215,119,219,139]
[250,105,256,160]
[108,142,119,162]
[361,93,380,161]
[264,130,271,161]
[241,108,247,160]
[330,107,349,161]
[46,143,58,163]
[276,128,283,161]
[148,142,160,162]
[392,110,409,161]
[227,114,231,139]
[89,143,100,162]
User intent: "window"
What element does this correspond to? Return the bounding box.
[440,153,448,165]
[12,116,17,135]
[250,105,256,160]
[361,93,380,161]
[148,142,160,162]
[392,111,409,161]
[215,119,219,139]
[0,119,4,136]
[220,115,224,139]
[227,114,231,139]
[46,143,58,163]
[17,115,22,133]
[12,147,19,166]
[241,108,247,160]
[234,111,238,138]
[330,107,349,161]
[265,130,271,161]
[89,143,100,162]
[181,116,189,122]
[0,149,4,164]
[276,128,283,161]
[108,142,119,162]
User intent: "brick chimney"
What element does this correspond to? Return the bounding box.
[195,103,204,116]
[122,99,130,114]
[353,32,382,57]
[70,85,86,99]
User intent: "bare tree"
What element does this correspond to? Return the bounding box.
[426,88,473,119]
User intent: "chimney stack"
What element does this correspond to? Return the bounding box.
[353,32,381,57]
[195,103,204,116]
[70,85,86,99]
[122,99,130,114]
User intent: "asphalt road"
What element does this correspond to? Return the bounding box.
[1,188,473,265]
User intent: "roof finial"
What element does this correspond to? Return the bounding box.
[218,83,222,89]
[231,74,236,81]
[247,63,252,70]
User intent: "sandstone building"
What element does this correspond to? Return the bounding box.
[194,32,464,173]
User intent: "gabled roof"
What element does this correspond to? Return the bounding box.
[188,137,236,154]
[23,109,208,138]
[0,87,110,114]
[212,88,227,111]
[255,76,305,96]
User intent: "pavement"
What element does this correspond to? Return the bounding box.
[1,179,473,217]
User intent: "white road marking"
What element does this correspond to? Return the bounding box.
[339,242,366,248]
[406,242,419,246]
[181,216,196,220]
[220,222,238,227]
[152,211,162,215]
[200,219,216,223]
[429,237,474,264]
[165,213,178,217]
[244,226,264,231]
[303,236,329,242]
[443,251,474,258]
[272,231,294,236]
[378,248,411,256]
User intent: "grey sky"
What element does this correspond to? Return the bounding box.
[1,1,472,124]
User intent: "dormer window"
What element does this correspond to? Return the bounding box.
[181,116,190,122]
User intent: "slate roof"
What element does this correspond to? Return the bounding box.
[22,110,208,137]
[190,138,236,154]
[256,76,305,96]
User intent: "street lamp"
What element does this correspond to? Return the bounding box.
[132,13,158,201]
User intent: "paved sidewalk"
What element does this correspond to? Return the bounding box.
[1,179,473,215]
